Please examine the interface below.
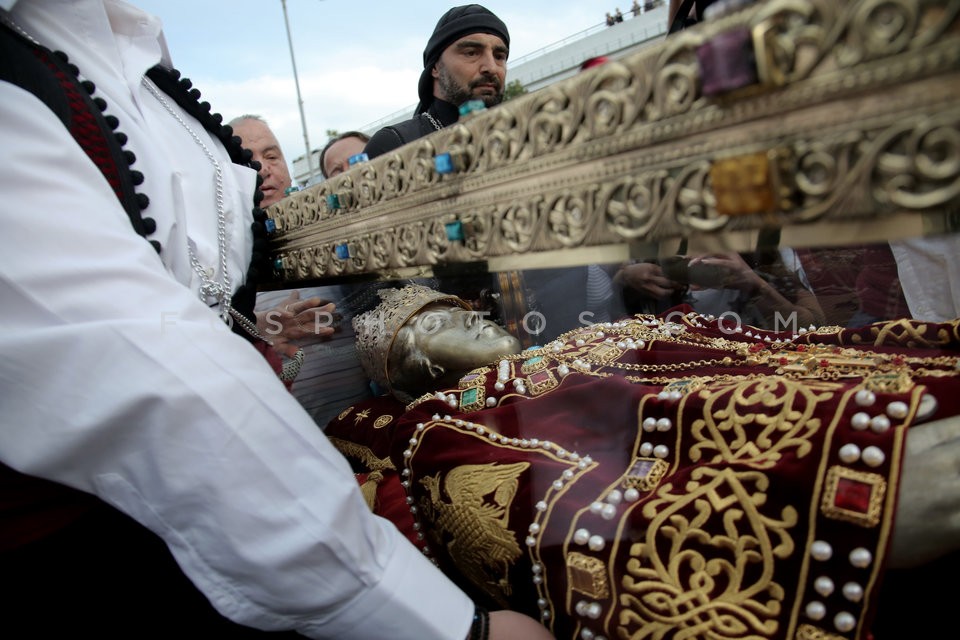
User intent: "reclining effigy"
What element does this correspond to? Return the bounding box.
[258,2,960,638]
[265,0,960,283]
[324,284,960,640]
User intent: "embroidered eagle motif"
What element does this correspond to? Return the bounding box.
[419,461,528,606]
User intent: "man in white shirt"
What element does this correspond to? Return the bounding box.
[0,1,550,638]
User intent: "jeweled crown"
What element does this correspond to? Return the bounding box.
[353,284,470,394]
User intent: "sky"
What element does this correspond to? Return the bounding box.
[134,1,608,174]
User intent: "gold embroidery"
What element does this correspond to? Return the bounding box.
[821,466,886,528]
[685,377,837,467]
[373,414,393,429]
[419,462,529,607]
[337,406,353,421]
[357,470,383,511]
[862,371,914,394]
[353,408,371,424]
[327,437,395,472]
[620,467,797,638]
[852,318,959,348]
[566,552,609,599]
[796,623,848,640]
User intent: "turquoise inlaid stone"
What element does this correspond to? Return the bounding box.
[460,387,479,407]
[326,193,341,209]
[335,243,350,259]
[445,221,464,241]
[524,356,543,367]
[434,153,455,174]
[458,99,486,116]
[348,152,368,166]
[264,219,276,234]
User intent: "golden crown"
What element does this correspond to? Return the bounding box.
[352,284,470,394]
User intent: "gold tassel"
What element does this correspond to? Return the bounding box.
[357,470,384,511]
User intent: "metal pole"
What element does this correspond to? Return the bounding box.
[281,0,315,183]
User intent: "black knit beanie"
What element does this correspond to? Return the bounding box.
[414,4,510,115]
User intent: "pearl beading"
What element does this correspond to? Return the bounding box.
[399,412,598,629]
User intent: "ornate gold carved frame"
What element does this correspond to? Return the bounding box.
[267,0,960,285]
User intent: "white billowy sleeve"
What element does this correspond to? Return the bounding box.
[0,84,472,639]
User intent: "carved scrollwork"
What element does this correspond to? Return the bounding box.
[346,236,370,273]
[546,190,593,247]
[651,37,701,120]
[527,86,576,157]
[377,153,409,201]
[673,162,728,232]
[425,216,456,262]
[480,105,524,171]
[605,170,670,240]
[369,230,395,271]
[582,61,634,141]
[409,143,440,192]
[462,209,495,255]
[872,112,960,210]
[793,131,867,222]
[356,164,380,208]
[266,0,959,284]
[396,222,427,266]
[842,0,919,64]
[496,200,541,253]
[752,0,831,84]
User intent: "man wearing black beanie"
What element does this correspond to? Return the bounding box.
[364,4,510,159]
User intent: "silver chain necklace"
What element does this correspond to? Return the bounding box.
[3,11,237,324]
[423,111,444,132]
[141,79,265,342]
[142,77,234,323]
[1,10,38,44]
[6,9,266,342]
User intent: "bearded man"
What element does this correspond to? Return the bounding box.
[363,4,509,159]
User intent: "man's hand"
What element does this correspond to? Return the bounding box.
[255,290,338,351]
[614,262,684,298]
[487,610,554,639]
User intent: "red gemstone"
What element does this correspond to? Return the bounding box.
[835,477,872,513]
[529,371,551,384]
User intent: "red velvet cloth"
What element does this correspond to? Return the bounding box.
[327,313,960,640]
